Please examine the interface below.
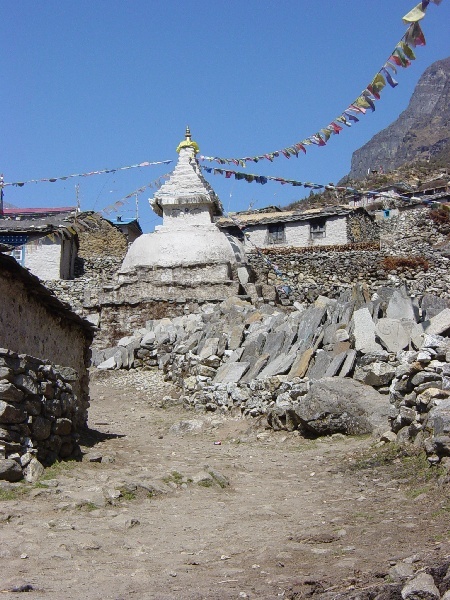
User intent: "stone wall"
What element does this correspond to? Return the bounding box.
[43,205,450,337]
[0,349,84,471]
[346,209,380,243]
[247,206,450,305]
[0,253,93,408]
[45,256,123,315]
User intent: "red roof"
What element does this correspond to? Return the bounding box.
[2,207,76,215]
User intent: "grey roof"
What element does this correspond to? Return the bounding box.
[216,205,361,228]
[0,211,78,234]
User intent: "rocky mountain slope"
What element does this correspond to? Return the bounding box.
[348,57,450,181]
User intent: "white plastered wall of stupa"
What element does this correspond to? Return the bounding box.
[113,130,246,301]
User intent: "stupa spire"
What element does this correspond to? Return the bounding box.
[176,126,200,155]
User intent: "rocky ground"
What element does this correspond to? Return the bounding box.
[1,368,450,600]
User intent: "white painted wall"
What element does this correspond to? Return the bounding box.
[24,237,62,280]
[163,204,212,227]
[243,215,348,249]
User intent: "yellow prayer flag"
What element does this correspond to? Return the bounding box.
[402,3,426,23]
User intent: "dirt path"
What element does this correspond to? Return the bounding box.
[1,369,449,599]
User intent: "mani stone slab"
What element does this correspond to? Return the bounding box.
[324,351,347,377]
[258,351,297,379]
[353,308,383,354]
[425,308,450,336]
[306,350,333,381]
[214,362,250,384]
[339,349,357,378]
[289,348,314,379]
[375,318,411,353]
[386,290,416,321]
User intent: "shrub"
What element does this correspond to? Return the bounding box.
[382,256,429,272]
[429,206,450,226]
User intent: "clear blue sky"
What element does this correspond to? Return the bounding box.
[2,1,449,232]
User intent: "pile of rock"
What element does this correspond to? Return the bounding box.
[389,332,450,463]
[0,349,84,482]
[94,284,450,458]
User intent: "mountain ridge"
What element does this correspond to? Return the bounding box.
[348,57,450,181]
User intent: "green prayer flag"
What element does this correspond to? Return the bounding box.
[400,42,416,60]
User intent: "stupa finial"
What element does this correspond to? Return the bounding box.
[176,126,200,155]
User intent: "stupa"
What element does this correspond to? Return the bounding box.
[115,128,247,304]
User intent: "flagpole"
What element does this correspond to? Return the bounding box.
[0,174,4,218]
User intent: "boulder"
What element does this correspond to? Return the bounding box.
[401,572,440,600]
[24,458,45,483]
[294,377,391,436]
[0,458,23,482]
[427,399,450,436]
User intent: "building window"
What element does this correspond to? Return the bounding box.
[10,245,25,265]
[310,218,326,240]
[266,223,286,245]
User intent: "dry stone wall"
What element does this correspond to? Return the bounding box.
[0,349,85,479]
[248,206,450,305]
[92,285,450,463]
[0,254,92,407]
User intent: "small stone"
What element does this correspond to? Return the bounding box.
[84,452,103,463]
[24,458,45,484]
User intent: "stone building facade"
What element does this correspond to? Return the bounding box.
[0,252,93,411]
[216,206,379,250]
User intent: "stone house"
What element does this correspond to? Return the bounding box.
[216,205,379,250]
[0,207,79,280]
[0,251,94,419]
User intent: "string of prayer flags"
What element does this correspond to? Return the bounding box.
[1,160,172,188]
[5,174,170,250]
[200,165,358,193]
[99,172,172,216]
[199,0,440,168]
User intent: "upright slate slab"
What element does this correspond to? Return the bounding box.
[198,337,220,360]
[240,353,271,383]
[339,349,357,378]
[375,318,410,353]
[280,325,298,354]
[422,294,450,320]
[306,350,333,381]
[262,330,286,360]
[386,289,416,321]
[288,348,314,378]
[425,309,450,336]
[240,333,266,364]
[214,361,250,384]
[228,325,245,350]
[334,301,355,326]
[258,351,296,379]
[296,306,327,345]
[324,351,347,377]
[353,307,383,354]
